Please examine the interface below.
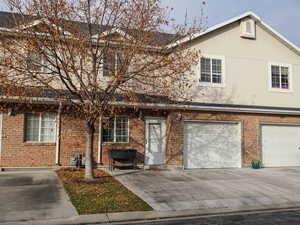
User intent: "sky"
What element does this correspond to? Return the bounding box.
[0,0,299,47]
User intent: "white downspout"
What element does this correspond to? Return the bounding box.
[55,102,62,165]
[97,115,103,164]
[0,112,3,168]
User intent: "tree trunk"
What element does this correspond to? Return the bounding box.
[85,121,95,180]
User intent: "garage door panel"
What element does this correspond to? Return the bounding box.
[262,125,300,167]
[184,122,241,169]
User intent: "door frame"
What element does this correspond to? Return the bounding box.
[183,120,242,169]
[260,122,300,167]
[144,117,166,166]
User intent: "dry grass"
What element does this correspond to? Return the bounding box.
[56,168,152,214]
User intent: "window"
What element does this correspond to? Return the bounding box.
[25,113,56,142]
[102,117,129,143]
[26,51,41,71]
[200,56,223,85]
[270,64,291,90]
[26,49,53,73]
[103,51,124,76]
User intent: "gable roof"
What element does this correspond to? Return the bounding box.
[0,11,177,46]
[0,11,299,54]
[166,11,300,56]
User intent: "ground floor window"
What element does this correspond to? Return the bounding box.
[102,117,129,143]
[24,113,56,142]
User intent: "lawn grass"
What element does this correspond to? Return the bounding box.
[56,168,153,214]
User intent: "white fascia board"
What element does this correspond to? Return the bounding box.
[14,18,71,36]
[0,27,13,32]
[92,28,134,40]
[166,11,260,49]
[44,19,72,36]
[259,20,300,55]
[15,19,42,31]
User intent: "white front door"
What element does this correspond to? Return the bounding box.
[262,124,300,167]
[145,119,166,165]
[184,121,241,169]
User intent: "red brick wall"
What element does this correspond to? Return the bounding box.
[2,109,300,168]
[0,111,146,167]
[0,112,56,167]
[165,111,300,167]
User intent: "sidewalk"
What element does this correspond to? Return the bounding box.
[3,204,300,225]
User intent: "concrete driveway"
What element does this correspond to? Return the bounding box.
[0,170,77,223]
[113,167,300,211]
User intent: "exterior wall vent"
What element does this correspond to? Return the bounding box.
[240,18,256,39]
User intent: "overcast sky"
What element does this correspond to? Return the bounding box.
[0,0,299,47]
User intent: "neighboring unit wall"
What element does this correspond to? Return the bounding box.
[188,20,300,108]
[1,112,56,167]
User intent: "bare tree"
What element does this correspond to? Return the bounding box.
[0,0,202,179]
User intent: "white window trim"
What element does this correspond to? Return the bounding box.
[41,48,54,74]
[25,112,57,143]
[199,54,226,87]
[101,51,123,78]
[268,62,293,93]
[102,116,129,144]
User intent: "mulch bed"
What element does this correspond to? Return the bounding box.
[56,168,152,214]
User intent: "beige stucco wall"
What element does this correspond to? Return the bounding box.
[187,20,300,108]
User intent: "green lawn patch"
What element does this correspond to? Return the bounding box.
[56,168,152,214]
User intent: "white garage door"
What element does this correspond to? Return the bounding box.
[184,121,241,169]
[262,124,300,167]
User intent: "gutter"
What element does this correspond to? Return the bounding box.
[2,95,300,116]
[109,102,300,116]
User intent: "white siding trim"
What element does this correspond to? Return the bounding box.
[55,110,61,165]
[0,112,2,166]
[97,116,103,164]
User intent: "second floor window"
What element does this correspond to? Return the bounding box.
[200,57,223,84]
[103,51,124,76]
[271,64,290,90]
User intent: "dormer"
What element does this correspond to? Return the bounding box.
[240,18,256,39]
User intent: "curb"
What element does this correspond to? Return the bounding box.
[2,204,300,225]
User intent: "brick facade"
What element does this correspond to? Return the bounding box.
[165,111,300,167]
[0,110,147,167]
[1,108,300,168]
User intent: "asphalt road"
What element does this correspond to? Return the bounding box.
[110,210,300,225]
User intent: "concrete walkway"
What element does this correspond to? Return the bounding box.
[0,170,77,223]
[112,167,300,212]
